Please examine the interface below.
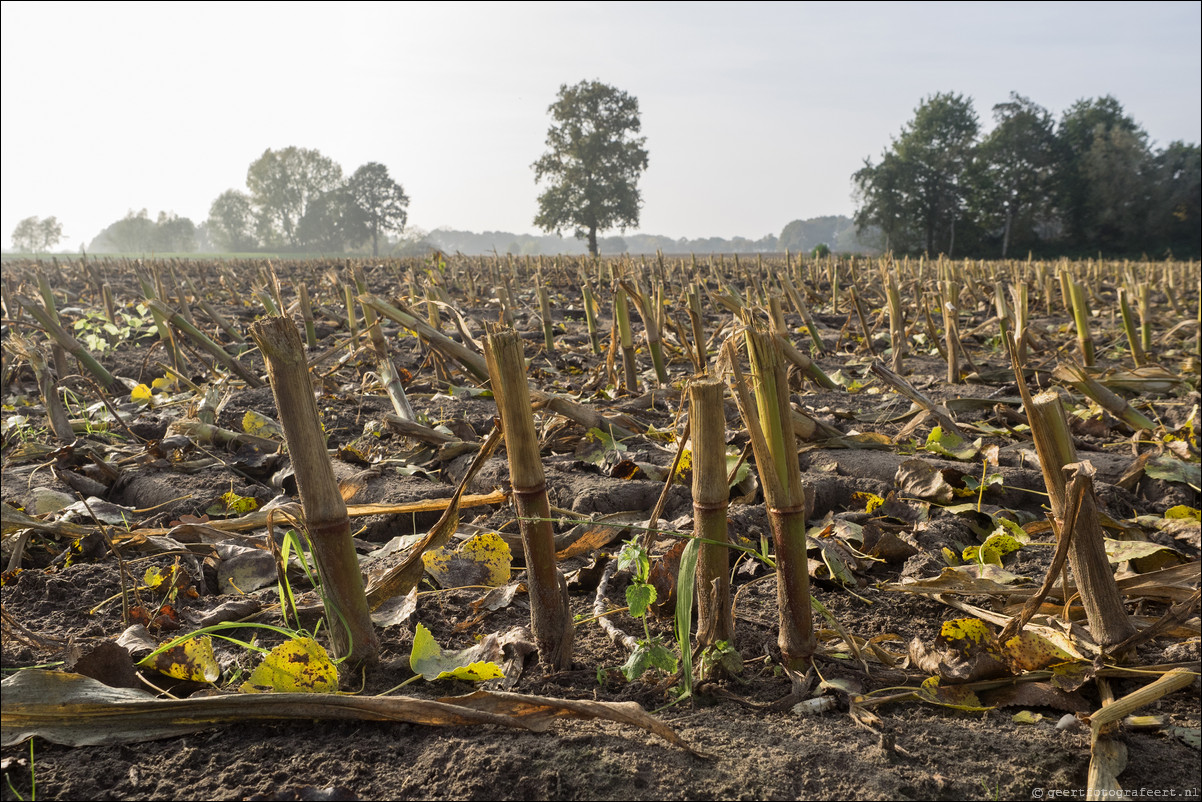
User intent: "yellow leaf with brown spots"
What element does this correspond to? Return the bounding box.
[139,635,220,683]
[240,637,338,694]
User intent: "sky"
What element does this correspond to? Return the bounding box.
[2,1,1199,252]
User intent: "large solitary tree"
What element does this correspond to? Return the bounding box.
[532,80,649,256]
[346,162,409,256]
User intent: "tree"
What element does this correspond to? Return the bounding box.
[11,217,38,251]
[853,93,979,255]
[532,80,649,256]
[346,162,409,257]
[968,93,1058,257]
[38,217,63,252]
[90,209,156,252]
[88,209,197,253]
[11,216,63,252]
[779,216,850,254]
[1054,96,1148,249]
[853,151,911,252]
[297,187,367,253]
[1147,141,1201,255]
[206,189,259,252]
[1081,126,1152,250]
[151,211,197,252]
[246,146,343,250]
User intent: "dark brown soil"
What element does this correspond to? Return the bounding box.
[2,257,1199,801]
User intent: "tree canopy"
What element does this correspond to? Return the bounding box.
[853,92,1200,257]
[246,147,343,249]
[532,80,649,256]
[854,93,979,256]
[346,162,409,257]
[206,190,258,252]
[88,210,196,253]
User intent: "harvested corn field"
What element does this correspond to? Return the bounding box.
[1,254,1199,801]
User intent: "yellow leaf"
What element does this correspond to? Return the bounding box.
[1013,710,1044,724]
[1051,661,1090,693]
[423,531,511,588]
[917,676,992,712]
[151,376,177,394]
[963,531,1025,566]
[853,491,885,513]
[938,617,1008,665]
[940,617,994,649]
[1002,630,1081,672]
[222,491,259,514]
[240,637,338,693]
[143,566,167,591]
[242,410,284,439]
[130,384,153,404]
[672,449,693,483]
[410,623,504,682]
[139,635,220,683]
[1165,505,1200,522]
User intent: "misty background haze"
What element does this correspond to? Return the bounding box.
[2,1,1199,254]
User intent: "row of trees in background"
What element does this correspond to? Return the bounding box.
[90,210,198,253]
[206,150,409,256]
[74,149,409,255]
[10,216,63,252]
[853,93,1201,258]
[418,216,868,257]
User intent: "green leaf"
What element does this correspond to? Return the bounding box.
[626,582,655,619]
[587,427,627,454]
[616,540,650,581]
[1103,538,1183,567]
[620,640,677,682]
[923,426,981,461]
[1145,455,1201,489]
[674,536,700,694]
[725,451,750,488]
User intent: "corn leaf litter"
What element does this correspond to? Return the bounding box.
[909,617,1086,685]
[1,670,701,754]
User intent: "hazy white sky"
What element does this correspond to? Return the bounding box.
[2,1,1199,251]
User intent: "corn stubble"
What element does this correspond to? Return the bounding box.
[250,315,379,668]
[485,328,574,670]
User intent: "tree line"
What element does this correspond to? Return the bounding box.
[204,150,408,256]
[73,149,409,256]
[13,85,1198,258]
[853,92,1201,258]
